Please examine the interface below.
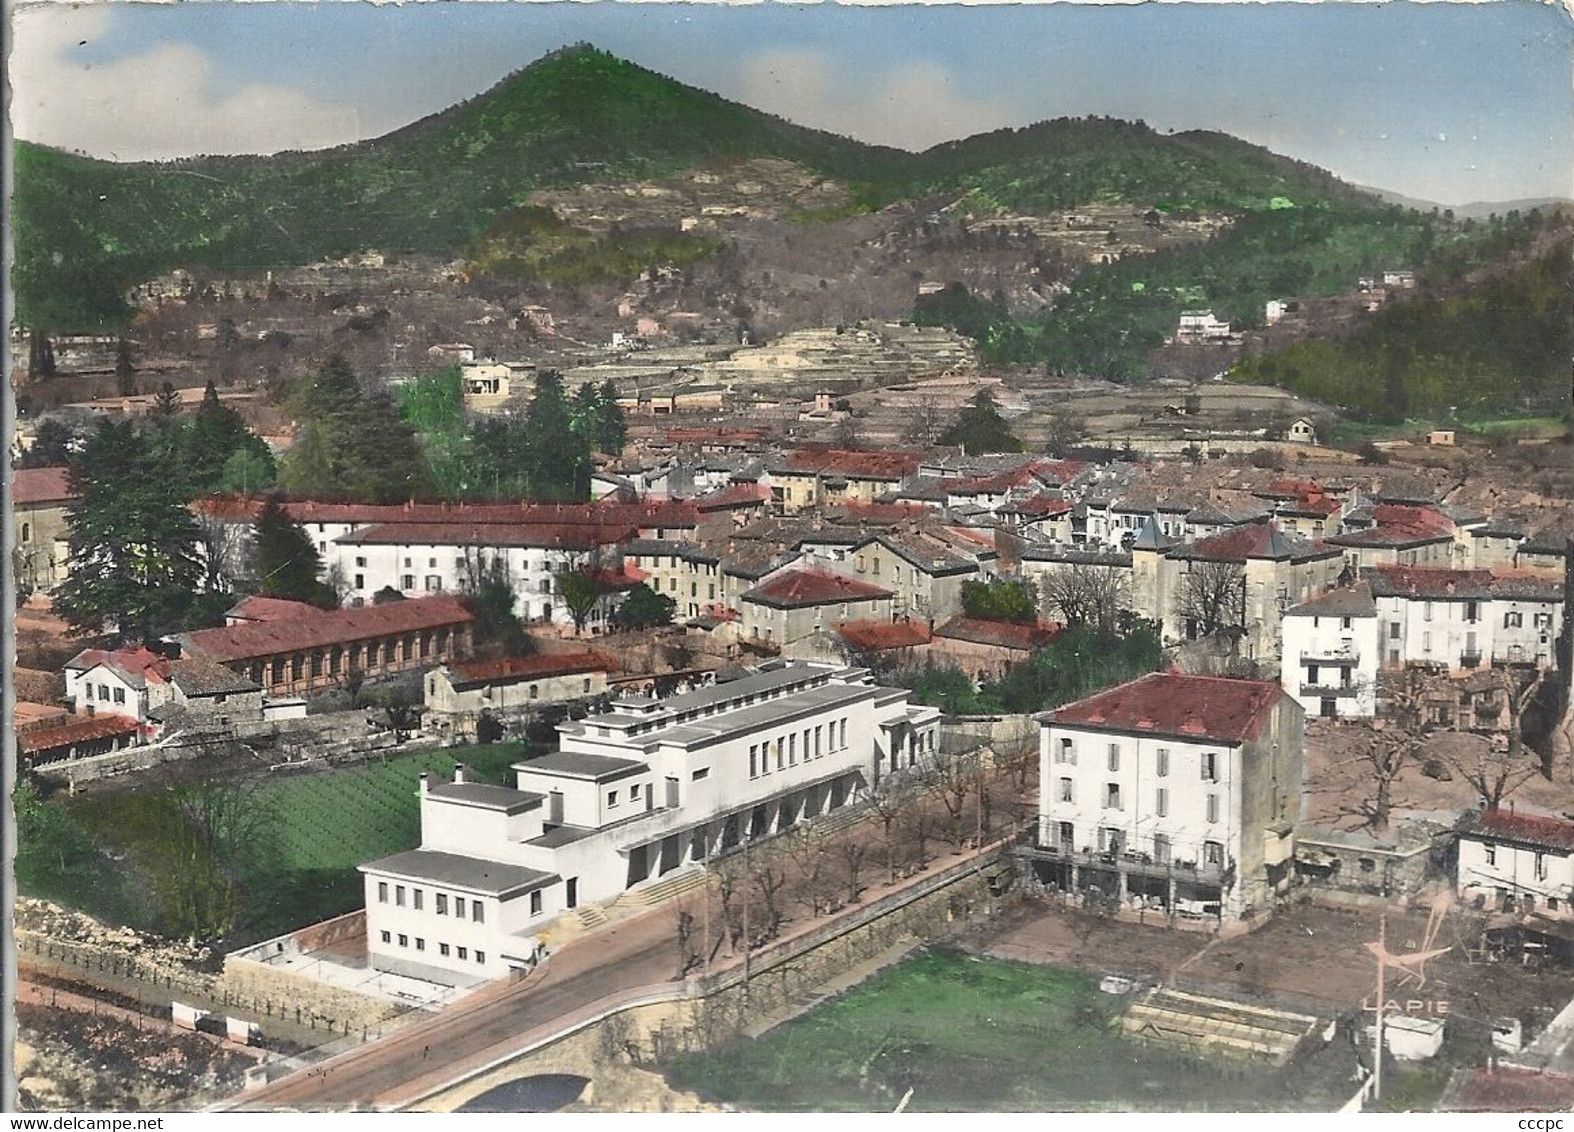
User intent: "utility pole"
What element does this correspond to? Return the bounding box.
[1374,913,1386,1106]
[742,835,752,1007]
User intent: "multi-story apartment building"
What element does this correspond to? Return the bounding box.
[1280,583,1381,719]
[360,661,942,985]
[1031,672,1304,920]
[1366,566,1563,673]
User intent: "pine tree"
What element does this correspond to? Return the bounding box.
[525,370,590,499]
[253,498,335,606]
[939,389,1023,454]
[187,380,275,493]
[152,381,182,419]
[54,419,205,640]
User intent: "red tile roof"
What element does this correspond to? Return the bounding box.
[665,427,764,445]
[448,651,617,685]
[695,482,771,511]
[18,713,141,754]
[179,595,474,662]
[13,466,76,506]
[935,617,1061,651]
[783,448,920,481]
[192,496,699,531]
[836,619,933,651]
[1001,493,1074,518]
[65,646,170,687]
[227,595,324,623]
[1461,807,1574,851]
[1365,566,1561,602]
[825,501,938,523]
[334,522,631,550]
[1050,672,1286,744]
[1446,1067,1574,1112]
[745,569,893,609]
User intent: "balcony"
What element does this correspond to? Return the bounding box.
[1299,647,1360,666]
[1301,683,1361,698]
[1022,842,1228,886]
[1459,653,1483,670]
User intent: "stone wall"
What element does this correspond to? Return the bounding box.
[221,953,406,1038]
[412,851,1012,1111]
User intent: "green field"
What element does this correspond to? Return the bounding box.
[20,743,531,945]
[663,950,1360,1112]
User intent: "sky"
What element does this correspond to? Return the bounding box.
[7,0,1573,207]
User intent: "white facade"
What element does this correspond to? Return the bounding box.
[1371,591,1560,672]
[1280,598,1380,719]
[362,662,941,985]
[1457,812,1574,918]
[67,663,146,720]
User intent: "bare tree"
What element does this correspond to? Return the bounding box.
[672,900,701,977]
[1176,560,1246,639]
[784,824,833,916]
[1038,562,1132,632]
[750,862,790,943]
[865,777,915,885]
[902,396,947,446]
[1439,667,1551,808]
[925,748,976,851]
[837,838,871,904]
[194,510,255,594]
[1340,668,1435,835]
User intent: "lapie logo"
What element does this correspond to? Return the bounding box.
[1361,997,1450,1015]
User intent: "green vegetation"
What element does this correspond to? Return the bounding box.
[960,579,1038,624]
[938,389,1023,454]
[1230,243,1574,419]
[895,622,1163,715]
[280,355,433,503]
[663,950,1355,1111]
[254,498,336,608]
[53,418,210,640]
[468,204,720,285]
[616,582,677,629]
[37,744,530,945]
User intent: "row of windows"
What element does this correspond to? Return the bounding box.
[82,682,127,705]
[1481,842,1552,880]
[1056,779,1221,823]
[748,719,847,779]
[379,931,486,964]
[376,882,486,923]
[608,782,647,809]
[1057,740,1218,782]
[1052,822,1225,866]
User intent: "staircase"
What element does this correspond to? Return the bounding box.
[574,904,610,930]
[623,866,711,908]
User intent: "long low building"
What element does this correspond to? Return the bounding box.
[360,660,941,985]
[174,595,475,697]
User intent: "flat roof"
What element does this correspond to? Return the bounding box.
[515,751,649,782]
[359,849,557,898]
[426,781,544,814]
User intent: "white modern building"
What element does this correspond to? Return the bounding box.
[360,661,942,985]
[1281,583,1381,719]
[1457,808,1574,918]
[1030,672,1304,920]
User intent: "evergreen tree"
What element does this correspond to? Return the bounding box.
[115,335,137,397]
[54,419,206,640]
[525,370,590,499]
[17,418,79,468]
[617,582,676,629]
[279,355,431,502]
[253,498,335,606]
[598,379,627,454]
[152,380,182,419]
[186,380,275,493]
[939,389,1024,454]
[556,568,602,634]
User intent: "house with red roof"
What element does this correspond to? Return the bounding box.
[63,644,263,731]
[1457,807,1574,917]
[13,466,77,591]
[174,594,475,698]
[1030,671,1303,921]
[426,651,618,732]
[767,448,921,513]
[740,565,893,651]
[930,617,1061,680]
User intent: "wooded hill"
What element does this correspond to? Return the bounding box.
[14,43,1386,330]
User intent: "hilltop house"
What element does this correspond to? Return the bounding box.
[359,661,942,985]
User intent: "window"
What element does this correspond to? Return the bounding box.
[457,947,468,961]
[395,885,405,907]
[840,719,848,749]
[1156,788,1168,818]
[475,951,486,965]
[789,734,797,765]
[401,574,415,590]
[398,934,408,948]
[425,576,442,592]
[1107,744,1120,772]
[1153,834,1171,864]
[1156,748,1169,777]
[815,726,823,756]
[455,897,466,918]
[113,687,126,704]
[693,767,709,781]
[1484,844,1496,866]
[439,943,450,957]
[355,574,365,589]
[1200,752,1218,782]
[1105,783,1122,810]
[413,889,423,911]
[1466,600,1479,623]
[1389,621,1401,640]
[436,894,448,915]
[1423,631,1432,652]
[381,931,391,944]
[378,882,388,903]
[630,785,641,803]
[608,790,619,808]
[749,745,759,778]
[530,890,543,916]
[415,938,425,952]
[1536,612,1554,628]
[1536,853,1549,881]
[1203,841,1223,866]
[20,521,30,543]
[84,685,94,701]
[1506,611,1523,629]
[1057,738,1075,765]
[1205,794,1219,824]
[473,901,484,923]
[1059,777,1073,803]
[1424,601,1433,622]
[1341,616,1353,630]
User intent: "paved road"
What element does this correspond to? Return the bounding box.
[235,901,688,1110]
